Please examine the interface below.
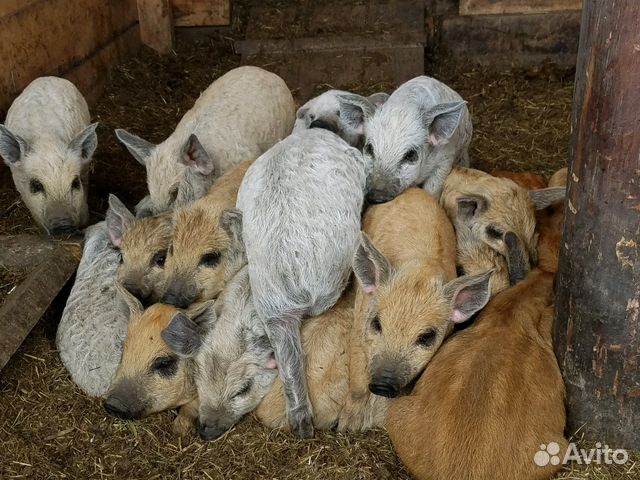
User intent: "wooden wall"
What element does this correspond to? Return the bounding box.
[0,0,141,115]
[426,0,583,67]
[460,0,582,15]
[0,0,231,116]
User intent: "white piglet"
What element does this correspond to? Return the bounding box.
[56,222,128,397]
[352,75,471,203]
[0,77,98,235]
[116,66,296,214]
[293,90,388,148]
[237,128,368,438]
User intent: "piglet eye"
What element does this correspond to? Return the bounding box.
[169,187,179,204]
[416,329,437,347]
[200,252,221,267]
[233,380,253,398]
[371,315,382,333]
[30,178,45,194]
[400,149,418,164]
[364,143,374,156]
[151,355,177,377]
[71,176,81,191]
[151,249,167,268]
[486,226,503,240]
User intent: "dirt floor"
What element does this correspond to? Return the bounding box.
[0,5,637,480]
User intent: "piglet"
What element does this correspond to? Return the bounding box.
[116,66,295,214]
[237,128,368,437]
[348,75,471,202]
[293,90,388,148]
[56,222,126,397]
[387,210,567,480]
[339,188,491,431]
[104,287,214,436]
[0,77,97,235]
[106,195,172,306]
[440,167,565,295]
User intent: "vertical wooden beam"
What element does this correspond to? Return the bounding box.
[554,0,640,448]
[137,0,174,55]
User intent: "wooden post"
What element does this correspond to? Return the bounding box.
[137,0,174,55]
[554,0,640,448]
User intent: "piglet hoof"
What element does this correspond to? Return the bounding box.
[337,409,364,433]
[172,413,195,437]
[290,408,315,438]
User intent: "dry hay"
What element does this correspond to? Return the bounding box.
[0,267,28,304]
[0,300,408,480]
[1,303,638,480]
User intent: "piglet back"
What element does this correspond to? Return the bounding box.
[56,222,128,397]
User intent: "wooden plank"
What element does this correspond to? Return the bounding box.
[242,44,423,102]
[172,0,229,27]
[0,241,81,371]
[0,0,39,17]
[0,0,138,114]
[460,0,582,16]
[236,32,426,56]
[64,25,141,108]
[437,12,580,68]
[0,235,59,269]
[137,0,174,54]
[554,0,640,448]
[245,1,424,40]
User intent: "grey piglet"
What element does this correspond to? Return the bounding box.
[236,128,368,437]
[56,222,128,397]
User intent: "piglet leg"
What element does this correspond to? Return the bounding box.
[264,313,314,438]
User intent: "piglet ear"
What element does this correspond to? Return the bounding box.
[115,128,155,166]
[353,232,393,295]
[180,134,215,176]
[185,299,217,328]
[367,92,389,108]
[423,101,467,146]
[296,106,310,120]
[106,194,135,248]
[221,208,246,269]
[529,187,566,210]
[134,195,155,218]
[0,124,28,166]
[444,270,492,323]
[337,93,375,134]
[162,312,203,358]
[456,195,487,223]
[115,281,144,319]
[69,123,98,164]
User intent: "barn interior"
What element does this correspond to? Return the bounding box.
[0,1,637,479]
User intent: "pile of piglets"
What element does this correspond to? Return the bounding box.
[0,66,569,480]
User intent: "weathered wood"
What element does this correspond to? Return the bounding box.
[0,240,81,371]
[138,0,174,55]
[65,25,141,107]
[239,0,424,101]
[436,12,581,68]
[0,0,139,114]
[237,33,426,57]
[460,0,582,16]
[245,1,423,40]
[0,0,39,17]
[0,235,59,269]
[554,0,640,449]
[172,0,229,27]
